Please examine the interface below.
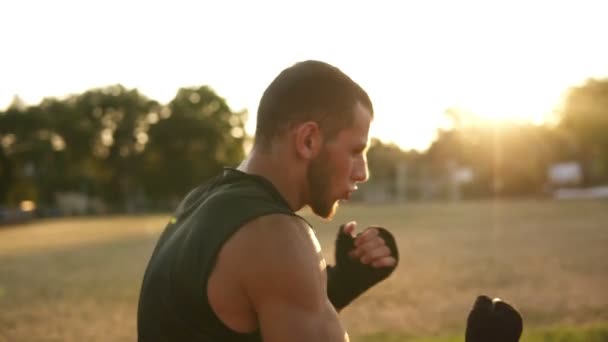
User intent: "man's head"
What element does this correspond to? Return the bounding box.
[255,60,374,218]
[255,60,373,148]
[304,101,372,218]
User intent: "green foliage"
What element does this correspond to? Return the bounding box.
[365,76,608,200]
[364,78,608,200]
[558,78,608,185]
[2,77,608,207]
[0,84,246,210]
[143,86,246,204]
[426,122,566,197]
[367,139,425,179]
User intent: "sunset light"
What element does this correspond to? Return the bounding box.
[1,0,607,151]
[2,2,608,341]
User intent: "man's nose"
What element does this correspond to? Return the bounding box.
[352,159,369,184]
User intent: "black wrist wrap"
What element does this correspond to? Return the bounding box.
[326,225,399,311]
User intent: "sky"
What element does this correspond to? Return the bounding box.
[1,0,607,151]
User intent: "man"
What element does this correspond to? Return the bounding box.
[137,60,399,342]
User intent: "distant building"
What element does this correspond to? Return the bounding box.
[55,192,107,216]
[548,161,582,186]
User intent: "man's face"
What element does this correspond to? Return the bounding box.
[306,102,372,219]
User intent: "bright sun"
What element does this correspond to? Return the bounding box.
[448,78,566,125]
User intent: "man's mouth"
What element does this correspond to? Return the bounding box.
[343,187,357,201]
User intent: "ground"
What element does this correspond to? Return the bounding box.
[0,199,607,341]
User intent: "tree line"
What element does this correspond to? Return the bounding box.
[0,85,246,213]
[362,77,608,200]
[1,77,607,213]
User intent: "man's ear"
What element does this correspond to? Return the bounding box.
[294,121,322,160]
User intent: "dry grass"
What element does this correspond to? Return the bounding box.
[303,200,608,338]
[0,200,607,341]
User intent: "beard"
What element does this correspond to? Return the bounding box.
[307,152,338,219]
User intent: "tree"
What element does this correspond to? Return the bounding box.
[142,86,246,207]
[0,84,247,212]
[558,78,608,185]
[69,85,161,211]
[360,138,425,200]
[426,109,573,198]
[0,100,56,206]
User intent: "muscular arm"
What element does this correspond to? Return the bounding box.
[237,214,348,342]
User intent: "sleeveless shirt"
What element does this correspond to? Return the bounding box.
[137,167,305,341]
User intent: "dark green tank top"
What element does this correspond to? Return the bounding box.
[137,167,304,342]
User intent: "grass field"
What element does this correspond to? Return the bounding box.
[0,199,607,341]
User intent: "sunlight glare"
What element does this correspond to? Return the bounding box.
[1,0,606,151]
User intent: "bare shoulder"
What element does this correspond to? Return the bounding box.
[231,214,325,293]
[217,213,347,341]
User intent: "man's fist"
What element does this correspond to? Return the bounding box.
[343,221,398,268]
[326,222,399,311]
[466,295,523,342]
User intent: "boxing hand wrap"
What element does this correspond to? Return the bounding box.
[327,225,399,311]
[465,295,523,342]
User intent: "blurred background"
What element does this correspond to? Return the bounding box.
[1,1,607,341]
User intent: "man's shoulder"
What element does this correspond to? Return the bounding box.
[229,213,325,298]
[234,214,313,252]
[223,213,319,271]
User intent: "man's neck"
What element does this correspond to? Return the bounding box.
[237,146,306,212]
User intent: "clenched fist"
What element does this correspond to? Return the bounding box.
[466,295,523,342]
[326,221,399,311]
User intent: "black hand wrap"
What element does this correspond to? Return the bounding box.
[326,225,399,311]
[465,295,523,342]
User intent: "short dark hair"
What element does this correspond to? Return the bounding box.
[254,60,373,148]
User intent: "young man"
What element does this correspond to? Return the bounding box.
[137,60,400,342]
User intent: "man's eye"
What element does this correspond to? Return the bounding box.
[352,144,368,156]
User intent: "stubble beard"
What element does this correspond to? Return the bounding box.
[307,153,338,220]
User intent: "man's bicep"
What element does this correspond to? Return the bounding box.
[238,215,348,342]
[256,295,348,342]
